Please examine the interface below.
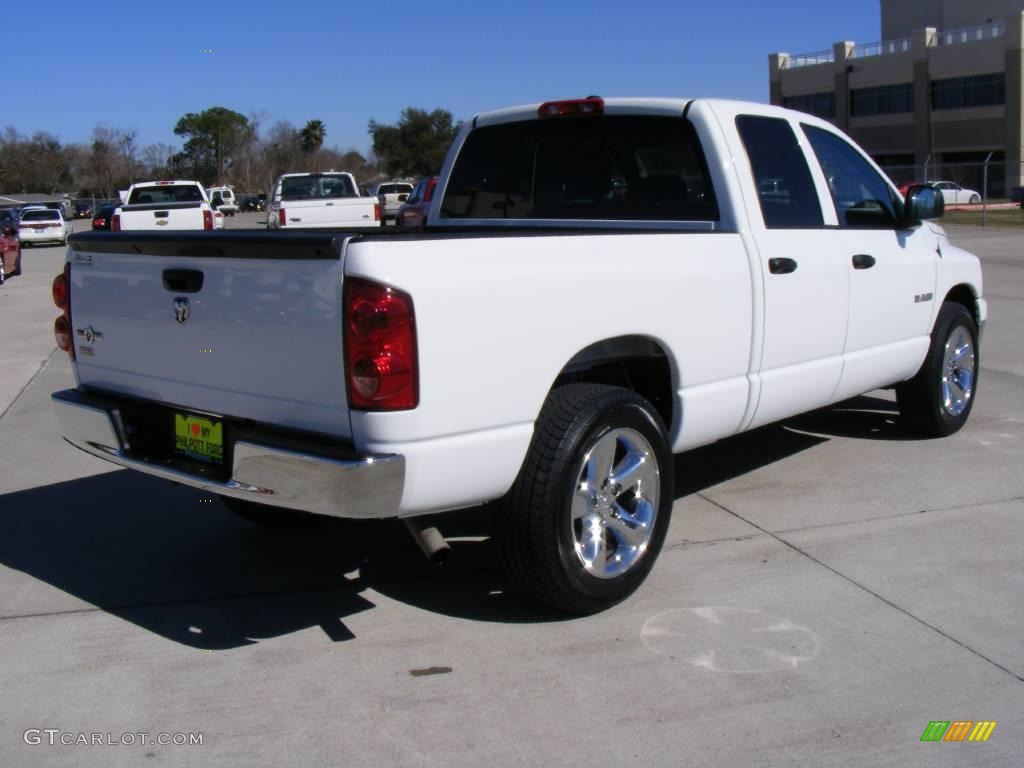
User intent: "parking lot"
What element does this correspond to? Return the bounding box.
[0,221,1021,766]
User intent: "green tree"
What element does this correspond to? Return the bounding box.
[298,119,326,172]
[298,119,326,155]
[368,108,461,177]
[173,107,251,184]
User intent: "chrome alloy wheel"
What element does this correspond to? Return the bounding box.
[571,427,660,579]
[941,324,975,417]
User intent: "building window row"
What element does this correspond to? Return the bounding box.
[783,71,1007,119]
[931,73,1006,110]
[782,92,835,119]
[850,83,914,117]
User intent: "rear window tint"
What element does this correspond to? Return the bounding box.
[21,210,60,221]
[736,115,824,228]
[441,115,719,221]
[128,185,204,205]
[378,184,413,195]
[281,174,356,200]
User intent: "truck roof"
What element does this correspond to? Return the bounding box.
[276,171,355,178]
[129,180,204,188]
[471,97,833,130]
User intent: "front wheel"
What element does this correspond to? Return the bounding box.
[498,384,673,614]
[897,302,979,436]
[969,194,981,205]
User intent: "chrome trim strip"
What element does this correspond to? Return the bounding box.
[52,390,404,520]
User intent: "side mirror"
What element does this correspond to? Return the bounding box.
[901,184,944,228]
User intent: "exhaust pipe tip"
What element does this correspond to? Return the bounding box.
[403,518,451,563]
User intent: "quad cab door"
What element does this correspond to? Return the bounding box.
[799,124,938,401]
[730,113,850,428]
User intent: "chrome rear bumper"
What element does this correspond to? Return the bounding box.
[52,389,404,520]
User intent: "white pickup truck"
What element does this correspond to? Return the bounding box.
[266,171,380,229]
[113,180,217,231]
[371,181,415,222]
[52,97,984,614]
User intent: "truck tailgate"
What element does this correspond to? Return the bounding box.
[119,201,206,230]
[68,233,352,438]
[280,197,378,228]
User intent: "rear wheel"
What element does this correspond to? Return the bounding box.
[498,384,673,614]
[897,302,978,436]
[13,250,21,276]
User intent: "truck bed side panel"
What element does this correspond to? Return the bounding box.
[345,232,754,514]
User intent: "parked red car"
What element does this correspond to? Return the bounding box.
[0,217,21,284]
[396,175,439,227]
[897,181,924,197]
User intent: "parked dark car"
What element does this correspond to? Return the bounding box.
[396,175,439,227]
[238,194,266,212]
[91,204,118,231]
[74,202,93,219]
[1010,187,1024,208]
[0,217,21,284]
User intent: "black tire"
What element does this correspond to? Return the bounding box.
[897,302,979,437]
[219,496,328,529]
[13,250,21,276]
[498,383,673,614]
[969,194,981,205]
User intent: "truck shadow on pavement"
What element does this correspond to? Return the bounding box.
[0,395,914,647]
[674,394,910,495]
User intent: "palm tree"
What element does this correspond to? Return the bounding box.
[298,120,326,170]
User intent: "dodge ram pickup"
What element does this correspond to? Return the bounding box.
[52,97,985,614]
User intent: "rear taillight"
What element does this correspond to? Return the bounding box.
[278,208,286,226]
[344,278,417,410]
[425,178,438,202]
[52,262,74,359]
[203,209,213,230]
[111,213,121,231]
[373,203,381,222]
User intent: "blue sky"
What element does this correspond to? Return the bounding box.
[11,0,878,155]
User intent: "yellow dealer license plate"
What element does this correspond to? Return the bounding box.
[174,413,224,464]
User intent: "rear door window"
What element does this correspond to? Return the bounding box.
[441,115,719,221]
[21,210,60,222]
[736,115,823,228]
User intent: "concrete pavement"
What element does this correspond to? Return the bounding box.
[0,225,1021,766]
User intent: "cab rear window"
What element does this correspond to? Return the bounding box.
[441,115,719,221]
[281,174,356,200]
[128,185,204,205]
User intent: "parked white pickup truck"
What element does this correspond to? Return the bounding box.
[52,97,984,614]
[266,171,380,229]
[371,180,414,222]
[113,180,216,231]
